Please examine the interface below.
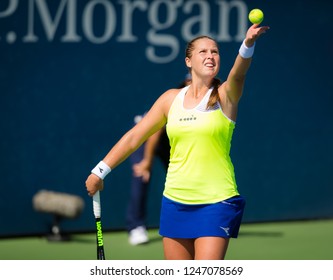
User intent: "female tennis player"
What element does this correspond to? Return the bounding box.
[85,23,269,260]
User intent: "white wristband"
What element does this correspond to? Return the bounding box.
[239,40,256,58]
[91,161,111,180]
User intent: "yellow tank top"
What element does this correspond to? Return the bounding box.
[164,86,239,204]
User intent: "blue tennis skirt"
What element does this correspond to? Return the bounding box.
[159,195,246,239]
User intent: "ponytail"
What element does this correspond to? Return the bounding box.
[207,77,222,109]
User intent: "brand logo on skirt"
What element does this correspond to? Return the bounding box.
[220,226,230,236]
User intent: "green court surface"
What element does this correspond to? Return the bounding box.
[0,219,332,260]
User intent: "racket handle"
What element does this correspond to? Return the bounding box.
[93,191,101,218]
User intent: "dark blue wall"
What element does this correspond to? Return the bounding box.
[1,0,333,236]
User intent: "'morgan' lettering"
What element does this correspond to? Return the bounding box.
[2,0,248,63]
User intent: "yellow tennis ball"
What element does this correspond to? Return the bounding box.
[248,9,264,24]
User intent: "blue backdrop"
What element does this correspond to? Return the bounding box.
[1,0,333,237]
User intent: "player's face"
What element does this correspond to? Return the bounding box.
[187,38,220,78]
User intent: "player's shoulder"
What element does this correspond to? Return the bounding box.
[165,87,183,96]
[159,88,182,102]
[154,88,182,112]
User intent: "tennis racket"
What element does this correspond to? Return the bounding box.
[93,191,105,260]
